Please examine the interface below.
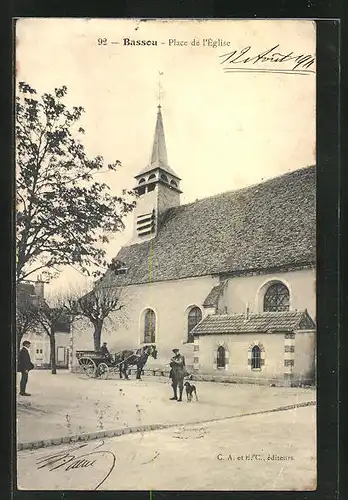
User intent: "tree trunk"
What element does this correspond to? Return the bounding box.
[49,332,57,374]
[93,320,103,351]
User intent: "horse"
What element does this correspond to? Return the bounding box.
[115,345,158,380]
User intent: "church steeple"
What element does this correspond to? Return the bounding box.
[135,105,181,182]
[150,105,168,168]
[132,103,182,243]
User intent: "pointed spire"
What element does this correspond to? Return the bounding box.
[150,105,168,167]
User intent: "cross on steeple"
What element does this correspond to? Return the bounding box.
[157,71,164,107]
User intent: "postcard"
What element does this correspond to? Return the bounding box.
[15,18,316,491]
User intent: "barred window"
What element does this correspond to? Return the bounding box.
[217,346,226,368]
[251,345,261,369]
[144,309,156,343]
[263,283,290,312]
[187,307,202,343]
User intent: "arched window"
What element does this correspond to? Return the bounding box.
[187,306,202,343]
[138,178,146,184]
[144,309,156,343]
[148,183,156,192]
[160,174,168,182]
[263,282,290,312]
[148,173,156,181]
[217,346,226,368]
[170,180,178,187]
[251,345,261,369]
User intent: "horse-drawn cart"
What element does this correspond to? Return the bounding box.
[75,345,158,380]
[76,350,113,378]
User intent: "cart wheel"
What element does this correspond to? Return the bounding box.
[79,357,96,378]
[98,363,109,379]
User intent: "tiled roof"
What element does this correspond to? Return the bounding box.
[137,162,180,179]
[101,166,315,287]
[203,281,227,308]
[191,310,316,336]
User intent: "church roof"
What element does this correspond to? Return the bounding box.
[135,106,180,180]
[203,281,228,308]
[191,310,316,336]
[101,165,315,287]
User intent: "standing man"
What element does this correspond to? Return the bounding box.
[18,340,34,396]
[169,348,186,402]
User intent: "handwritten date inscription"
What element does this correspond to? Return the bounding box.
[220,44,315,75]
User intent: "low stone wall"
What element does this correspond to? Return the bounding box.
[33,365,68,370]
[70,365,313,387]
[190,373,314,388]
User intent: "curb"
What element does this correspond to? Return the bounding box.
[17,400,315,451]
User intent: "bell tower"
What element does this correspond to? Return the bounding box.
[131,104,182,243]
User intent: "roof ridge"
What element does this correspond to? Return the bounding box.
[176,164,316,209]
[210,310,305,318]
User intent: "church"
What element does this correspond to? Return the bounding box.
[72,104,316,387]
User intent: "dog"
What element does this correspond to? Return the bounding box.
[184,381,198,402]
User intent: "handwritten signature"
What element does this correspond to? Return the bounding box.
[219,45,315,75]
[35,440,116,490]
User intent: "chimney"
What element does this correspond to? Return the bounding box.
[34,275,44,298]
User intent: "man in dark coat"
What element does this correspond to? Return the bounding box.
[169,348,186,402]
[100,342,112,362]
[18,340,34,396]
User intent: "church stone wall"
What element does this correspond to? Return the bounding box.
[71,267,316,381]
[223,267,316,320]
[71,275,220,369]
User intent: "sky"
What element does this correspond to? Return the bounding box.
[16,19,316,295]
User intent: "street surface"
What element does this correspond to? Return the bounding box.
[17,370,316,444]
[18,405,316,490]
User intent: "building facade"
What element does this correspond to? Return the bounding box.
[72,105,316,386]
[18,280,71,369]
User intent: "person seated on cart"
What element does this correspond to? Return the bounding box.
[100,342,113,363]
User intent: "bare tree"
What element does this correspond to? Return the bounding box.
[73,286,127,351]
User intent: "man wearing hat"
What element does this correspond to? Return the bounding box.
[18,340,34,396]
[169,348,186,402]
[100,342,112,362]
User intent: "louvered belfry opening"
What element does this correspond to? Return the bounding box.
[136,209,156,237]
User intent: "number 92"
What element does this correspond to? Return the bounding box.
[97,38,108,46]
